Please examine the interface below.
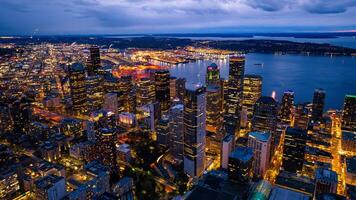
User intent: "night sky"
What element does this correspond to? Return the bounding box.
[1,0,356,35]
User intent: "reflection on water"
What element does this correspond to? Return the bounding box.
[166,53,356,109]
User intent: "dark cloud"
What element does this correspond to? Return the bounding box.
[302,0,356,14]
[245,0,292,12]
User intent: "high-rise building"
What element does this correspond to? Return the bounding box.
[342,94,356,132]
[169,104,184,160]
[312,89,326,122]
[170,77,177,99]
[224,56,245,136]
[103,93,118,115]
[183,84,206,177]
[155,70,170,113]
[206,85,223,133]
[294,103,310,130]
[157,115,170,148]
[282,127,307,174]
[314,168,338,196]
[0,170,20,199]
[88,46,101,76]
[248,132,271,178]
[251,96,278,134]
[97,128,117,168]
[118,76,135,113]
[68,63,87,115]
[206,63,220,86]
[136,78,155,107]
[34,174,66,200]
[176,78,186,101]
[221,134,234,169]
[243,74,262,122]
[279,90,294,123]
[86,75,104,113]
[228,146,253,184]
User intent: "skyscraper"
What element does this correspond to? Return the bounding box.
[136,78,155,107]
[221,134,234,169]
[88,46,101,76]
[247,132,271,178]
[68,63,87,115]
[86,75,103,113]
[251,96,278,134]
[293,103,310,130]
[169,104,184,160]
[279,90,294,123]
[170,77,177,99]
[342,94,356,132]
[206,63,220,86]
[312,89,326,122]
[224,55,245,136]
[242,74,262,123]
[282,127,307,174]
[97,128,117,168]
[156,115,170,148]
[176,78,186,101]
[228,146,253,184]
[118,76,135,113]
[155,70,171,113]
[206,85,223,133]
[183,84,206,177]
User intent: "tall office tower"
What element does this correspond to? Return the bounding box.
[183,84,206,177]
[282,127,307,174]
[86,75,103,113]
[97,128,117,168]
[136,78,156,107]
[294,103,310,130]
[279,90,295,123]
[342,94,356,132]
[251,96,278,134]
[314,168,338,197]
[169,104,184,160]
[221,134,234,169]
[118,76,135,113]
[103,75,120,93]
[224,56,245,136]
[247,132,271,178]
[10,96,32,134]
[34,175,66,200]
[228,146,253,184]
[103,93,118,115]
[155,70,171,113]
[206,63,220,86]
[156,115,170,148]
[312,89,326,122]
[88,46,101,76]
[170,77,177,99]
[242,74,262,123]
[68,63,87,115]
[206,85,223,133]
[176,78,186,101]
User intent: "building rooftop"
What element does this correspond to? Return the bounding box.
[315,168,338,183]
[249,132,271,142]
[345,94,356,98]
[70,62,85,72]
[34,174,64,190]
[186,82,204,92]
[342,131,356,141]
[269,186,311,200]
[346,156,356,174]
[229,146,253,162]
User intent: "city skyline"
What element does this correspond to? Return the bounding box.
[0,0,356,35]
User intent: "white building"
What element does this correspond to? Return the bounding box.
[221,134,234,169]
[247,131,271,178]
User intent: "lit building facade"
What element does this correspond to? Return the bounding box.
[97,128,117,168]
[206,63,220,86]
[86,75,103,113]
[68,62,87,115]
[228,146,253,184]
[311,89,326,122]
[248,131,271,178]
[183,84,206,177]
[243,74,262,123]
[342,94,356,132]
[221,134,234,169]
[157,115,170,148]
[88,46,101,76]
[206,85,223,133]
[155,70,171,113]
[136,78,156,107]
[169,104,184,160]
[279,90,294,123]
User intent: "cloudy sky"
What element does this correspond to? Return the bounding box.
[0,0,356,35]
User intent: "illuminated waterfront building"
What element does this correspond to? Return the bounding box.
[176,78,186,101]
[228,146,253,184]
[136,78,155,107]
[206,63,220,86]
[206,85,223,133]
[155,70,170,113]
[247,132,271,178]
[224,56,245,136]
[242,74,262,122]
[282,127,307,174]
[34,174,66,200]
[157,115,170,148]
[221,134,234,169]
[251,97,278,151]
[169,104,184,160]
[342,94,356,132]
[88,46,101,76]
[97,128,117,168]
[68,62,87,115]
[118,76,136,113]
[314,168,338,197]
[312,89,326,122]
[86,75,104,113]
[183,84,206,177]
[279,90,295,123]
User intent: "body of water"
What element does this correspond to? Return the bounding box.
[168,53,356,110]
